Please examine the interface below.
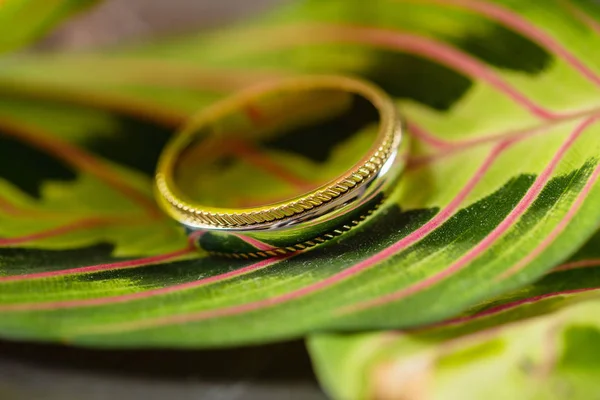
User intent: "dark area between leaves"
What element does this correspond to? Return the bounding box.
[0,134,77,199]
[0,340,326,400]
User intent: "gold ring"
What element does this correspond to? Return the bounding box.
[155,75,404,258]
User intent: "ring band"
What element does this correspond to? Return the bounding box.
[155,75,404,257]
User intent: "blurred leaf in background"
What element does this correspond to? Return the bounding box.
[0,0,99,53]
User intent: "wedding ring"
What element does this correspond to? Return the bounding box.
[155,75,404,258]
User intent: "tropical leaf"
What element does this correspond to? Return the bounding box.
[1,0,600,347]
[0,0,100,54]
[307,231,600,400]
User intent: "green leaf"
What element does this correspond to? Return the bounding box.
[307,231,600,400]
[1,0,600,347]
[0,0,100,54]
